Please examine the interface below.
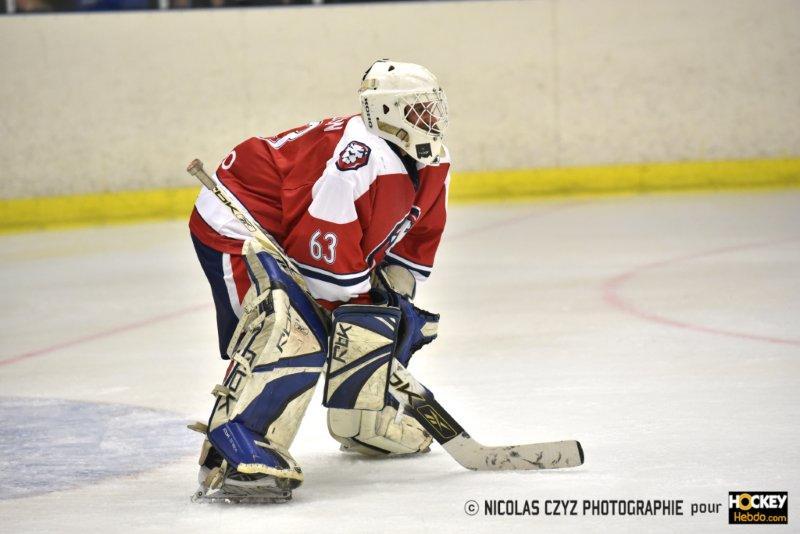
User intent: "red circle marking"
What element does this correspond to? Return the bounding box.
[602,237,800,346]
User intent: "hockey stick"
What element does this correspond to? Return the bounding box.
[187,159,584,471]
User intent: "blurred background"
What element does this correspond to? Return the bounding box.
[0,0,798,231]
[6,0,407,14]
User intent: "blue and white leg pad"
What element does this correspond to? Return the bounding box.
[322,303,434,456]
[205,238,328,484]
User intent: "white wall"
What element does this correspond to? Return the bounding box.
[1,0,798,198]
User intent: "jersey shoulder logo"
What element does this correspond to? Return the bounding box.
[336,141,371,171]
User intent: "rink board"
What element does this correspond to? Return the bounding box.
[1,157,799,233]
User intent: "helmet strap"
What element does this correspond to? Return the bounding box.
[377,119,410,147]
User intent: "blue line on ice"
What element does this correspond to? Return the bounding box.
[0,397,196,500]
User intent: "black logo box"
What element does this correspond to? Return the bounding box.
[728,491,788,525]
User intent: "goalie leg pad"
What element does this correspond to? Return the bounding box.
[322,300,435,455]
[206,238,328,484]
[327,402,433,456]
[323,305,401,411]
[208,421,303,485]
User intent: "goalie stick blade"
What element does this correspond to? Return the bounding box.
[388,365,584,471]
[442,436,583,471]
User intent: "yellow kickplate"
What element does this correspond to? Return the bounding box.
[0,187,200,233]
[449,158,800,201]
[1,158,798,233]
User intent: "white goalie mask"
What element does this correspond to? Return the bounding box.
[359,60,448,165]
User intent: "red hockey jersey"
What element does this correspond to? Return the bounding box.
[189,115,451,308]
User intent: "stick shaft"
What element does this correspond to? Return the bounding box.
[187,159,266,239]
[187,159,308,287]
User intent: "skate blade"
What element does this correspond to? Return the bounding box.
[191,486,292,504]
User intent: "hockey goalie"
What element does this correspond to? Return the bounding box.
[188,60,449,503]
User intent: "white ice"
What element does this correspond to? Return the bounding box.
[1,190,798,533]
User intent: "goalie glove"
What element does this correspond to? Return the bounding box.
[392,296,439,367]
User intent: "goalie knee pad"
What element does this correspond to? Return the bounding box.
[204,237,328,485]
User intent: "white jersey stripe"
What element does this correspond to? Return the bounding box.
[194,173,253,241]
[385,252,431,282]
[304,275,371,303]
[385,252,432,273]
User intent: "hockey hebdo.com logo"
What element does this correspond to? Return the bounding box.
[728,491,788,524]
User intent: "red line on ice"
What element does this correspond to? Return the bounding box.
[0,303,210,367]
[602,237,800,346]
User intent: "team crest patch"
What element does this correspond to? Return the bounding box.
[336,141,371,171]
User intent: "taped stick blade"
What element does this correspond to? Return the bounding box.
[443,436,584,471]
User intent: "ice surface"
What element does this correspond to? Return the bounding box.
[0,397,195,500]
[0,191,798,533]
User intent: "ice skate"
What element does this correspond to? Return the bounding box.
[191,463,294,504]
[191,442,298,504]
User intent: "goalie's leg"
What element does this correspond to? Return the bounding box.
[193,237,329,502]
[323,304,432,456]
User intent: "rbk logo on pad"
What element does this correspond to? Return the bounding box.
[331,324,352,364]
[336,141,371,171]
